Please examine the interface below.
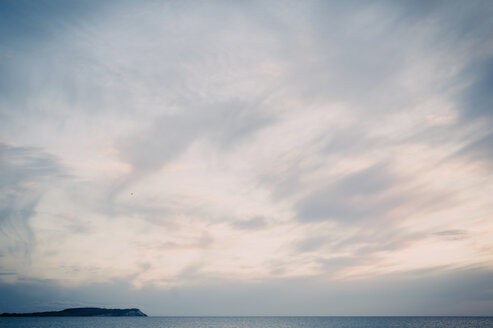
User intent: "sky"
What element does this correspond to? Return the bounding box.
[0,0,493,316]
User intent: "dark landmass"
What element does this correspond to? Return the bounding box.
[0,307,147,317]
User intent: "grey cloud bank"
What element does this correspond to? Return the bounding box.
[1,267,493,316]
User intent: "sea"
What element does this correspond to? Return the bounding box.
[1,316,493,328]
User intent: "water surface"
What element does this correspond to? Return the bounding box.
[1,316,492,328]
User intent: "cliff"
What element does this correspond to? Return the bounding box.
[0,307,147,317]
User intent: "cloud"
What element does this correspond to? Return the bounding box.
[143,233,213,251]
[232,217,268,230]
[118,100,274,172]
[290,224,428,279]
[0,142,65,261]
[454,133,493,165]
[460,59,493,123]
[295,164,402,223]
[1,267,493,315]
[434,230,467,237]
[295,236,328,253]
[0,0,109,107]
[434,230,468,241]
[393,0,493,126]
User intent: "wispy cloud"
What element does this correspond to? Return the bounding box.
[0,142,65,265]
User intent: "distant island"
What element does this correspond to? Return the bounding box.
[0,307,147,317]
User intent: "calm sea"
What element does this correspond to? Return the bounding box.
[1,316,493,328]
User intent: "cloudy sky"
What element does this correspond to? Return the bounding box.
[1,0,493,316]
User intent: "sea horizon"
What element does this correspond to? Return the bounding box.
[2,315,493,328]
[2,314,493,317]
